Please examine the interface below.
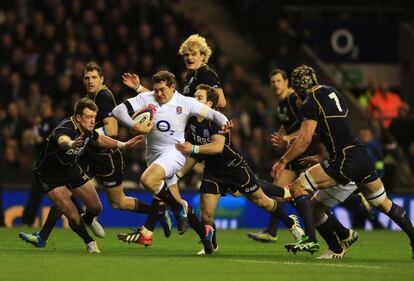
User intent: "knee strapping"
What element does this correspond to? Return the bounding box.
[299,171,318,192]
[365,186,387,207]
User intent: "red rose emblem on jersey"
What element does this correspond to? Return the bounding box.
[176,106,182,114]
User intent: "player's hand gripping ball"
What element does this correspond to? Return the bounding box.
[132,105,156,134]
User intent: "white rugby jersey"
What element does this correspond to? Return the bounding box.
[122,91,228,154]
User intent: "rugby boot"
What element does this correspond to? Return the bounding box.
[86,241,101,254]
[285,235,319,255]
[247,231,278,243]
[19,232,46,248]
[174,204,189,235]
[340,229,358,252]
[81,214,105,238]
[288,214,305,242]
[316,249,345,259]
[117,227,153,247]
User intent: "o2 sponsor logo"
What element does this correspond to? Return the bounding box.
[156,120,174,135]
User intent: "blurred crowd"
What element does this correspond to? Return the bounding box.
[354,81,414,190]
[0,0,280,189]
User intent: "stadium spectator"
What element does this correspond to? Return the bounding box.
[389,103,414,153]
[359,126,385,178]
[21,97,59,226]
[368,81,404,128]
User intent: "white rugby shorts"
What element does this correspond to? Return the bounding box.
[312,181,358,207]
[146,148,186,186]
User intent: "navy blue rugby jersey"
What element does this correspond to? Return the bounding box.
[86,86,117,152]
[36,117,99,173]
[277,92,302,134]
[299,85,361,159]
[186,116,244,170]
[183,65,220,97]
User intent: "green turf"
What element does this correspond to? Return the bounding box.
[1,228,413,281]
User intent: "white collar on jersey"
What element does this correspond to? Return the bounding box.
[158,90,180,106]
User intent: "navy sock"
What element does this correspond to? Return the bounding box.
[316,216,342,253]
[295,195,317,242]
[69,220,93,244]
[327,211,350,240]
[188,205,206,239]
[386,203,414,244]
[271,202,293,229]
[39,206,62,241]
[143,198,162,231]
[156,187,182,213]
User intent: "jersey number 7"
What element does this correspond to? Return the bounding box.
[329,92,343,112]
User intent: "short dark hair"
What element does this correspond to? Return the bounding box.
[84,61,103,77]
[74,98,98,116]
[196,84,219,109]
[269,69,288,80]
[152,70,176,86]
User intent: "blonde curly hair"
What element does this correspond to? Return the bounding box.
[178,34,212,64]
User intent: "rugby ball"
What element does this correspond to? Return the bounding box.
[132,105,155,125]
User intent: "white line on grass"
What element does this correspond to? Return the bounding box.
[230,259,382,270]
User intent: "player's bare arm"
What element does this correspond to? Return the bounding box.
[93,134,144,150]
[176,134,225,155]
[271,120,317,180]
[57,134,84,150]
[122,72,150,93]
[216,88,226,108]
[100,116,118,137]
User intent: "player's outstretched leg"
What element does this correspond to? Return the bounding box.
[363,181,414,259]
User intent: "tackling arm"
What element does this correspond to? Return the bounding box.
[96,116,118,137]
[57,135,83,150]
[176,134,225,155]
[280,119,317,164]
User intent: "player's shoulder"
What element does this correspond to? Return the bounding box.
[136,91,156,102]
[197,65,219,79]
[53,117,76,136]
[178,92,196,103]
[287,91,300,104]
[315,85,338,96]
[57,117,76,129]
[96,86,115,99]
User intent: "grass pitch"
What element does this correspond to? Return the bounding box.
[1,228,413,281]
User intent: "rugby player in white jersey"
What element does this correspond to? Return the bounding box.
[112,70,229,254]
